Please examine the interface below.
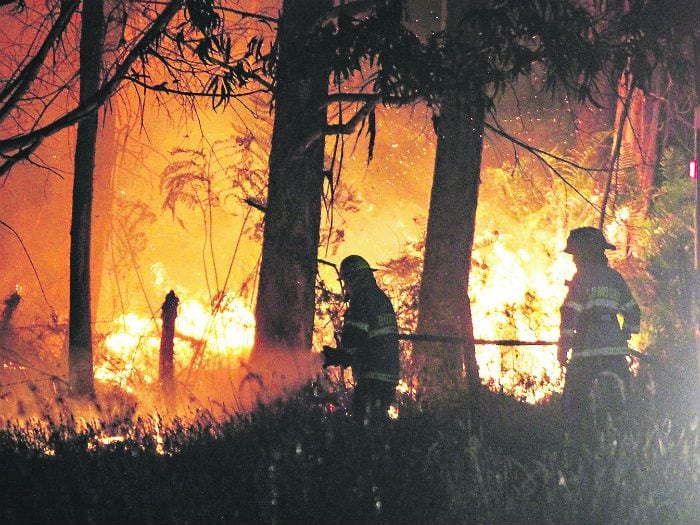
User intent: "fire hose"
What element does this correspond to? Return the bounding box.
[398,333,662,369]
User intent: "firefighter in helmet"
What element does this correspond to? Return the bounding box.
[322,255,400,423]
[558,227,641,429]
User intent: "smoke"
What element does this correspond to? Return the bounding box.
[237,345,325,409]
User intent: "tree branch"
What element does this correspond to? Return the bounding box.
[484,119,605,214]
[0,0,80,123]
[319,0,378,25]
[599,77,635,230]
[325,100,378,135]
[0,218,52,308]
[124,75,269,100]
[0,0,183,156]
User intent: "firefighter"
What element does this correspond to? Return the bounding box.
[558,227,641,431]
[322,255,400,424]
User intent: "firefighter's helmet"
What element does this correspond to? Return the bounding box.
[564,227,616,254]
[339,255,376,281]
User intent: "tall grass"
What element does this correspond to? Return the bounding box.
[0,383,698,524]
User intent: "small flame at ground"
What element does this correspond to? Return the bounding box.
[96,292,255,393]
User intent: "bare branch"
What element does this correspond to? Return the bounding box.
[485,119,607,174]
[0,218,52,308]
[483,120,604,214]
[124,75,269,100]
[0,0,80,123]
[325,100,378,135]
[0,0,183,157]
[326,92,380,104]
[0,137,41,177]
[319,0,377,25]
[216,4,278,24]
[135,0,279,24]
[244,197,266,213]
[599,79,635,229]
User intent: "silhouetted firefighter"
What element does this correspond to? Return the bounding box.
[558,227,641,434]
[322,255,400,424]
[159,290,179,410]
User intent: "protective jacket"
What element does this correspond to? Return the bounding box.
[560,262,640,359]
[339,279,400,386]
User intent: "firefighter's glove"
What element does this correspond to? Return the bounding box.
[322,346,352,368]
[322,346,342,368]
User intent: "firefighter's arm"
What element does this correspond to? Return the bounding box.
[324,306,368,369]
[619,280,641,338]
[558,287,581,367]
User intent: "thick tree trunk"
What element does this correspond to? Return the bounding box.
[69,0,105,397]
[251,0,330,356]
[416,0,487,392]
[91,106,117,326]
[416,89,485,391]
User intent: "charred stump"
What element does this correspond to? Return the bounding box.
[159,290,179,411]
[1,291,21,330]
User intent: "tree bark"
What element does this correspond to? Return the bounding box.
[251,0,330,356]
[159,290,179,411]
[69,0,106,397]
[415,0,487,392]
[417,91,485,391]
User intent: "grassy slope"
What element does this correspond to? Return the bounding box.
[0,384,698,524]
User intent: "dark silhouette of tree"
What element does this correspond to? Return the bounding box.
[67,0,107,396]
[250,0,422,356]
[412,0,659,389]
[1,0,269,397]
[251,0,330,355]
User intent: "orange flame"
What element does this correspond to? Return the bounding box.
[96,291,254,393]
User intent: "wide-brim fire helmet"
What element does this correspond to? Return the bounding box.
[339,255,376,282]
[563,226,616,255]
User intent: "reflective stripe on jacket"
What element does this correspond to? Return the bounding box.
[340,280,400,384]
[568,346,630,360]
[560,262,640,355]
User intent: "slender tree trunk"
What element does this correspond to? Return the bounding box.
[251,0,330,356]
[692,29,700,382]
[69,0,106,396]
[416,88,485,390]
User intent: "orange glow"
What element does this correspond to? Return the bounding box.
[0,1,651,424]
[470,234,574,403]
[95,289,254,393]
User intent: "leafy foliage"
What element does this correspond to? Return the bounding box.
[631,147,695,367]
